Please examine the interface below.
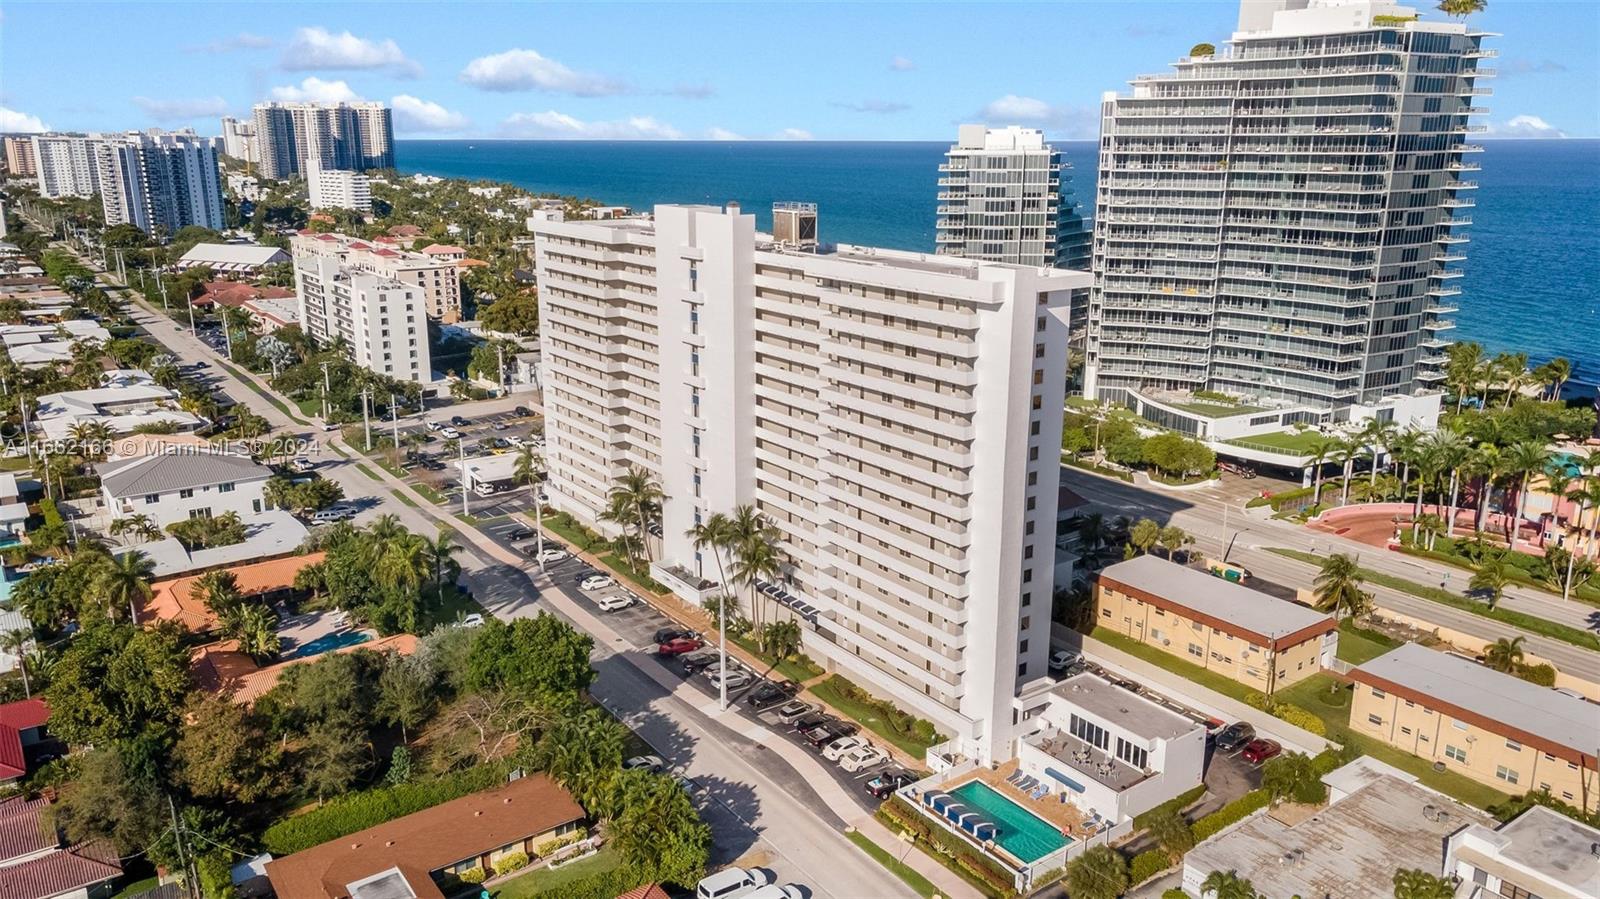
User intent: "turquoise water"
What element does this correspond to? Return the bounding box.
[398,139,1599,394]
[948,780,1068,862]
[286,630,370,659]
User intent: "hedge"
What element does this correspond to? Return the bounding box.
[1517,663,1556,687]
[40,497,63,527]
[533,829,586,858]
[877,796,1016,898]
[494,851,530,877]
[263,763,510,855]
[1129,849,1173,885]
[530,864,650,899]
[1191,789,1271,841]
[1244,692,1328,736]
[1133,783,1207,830]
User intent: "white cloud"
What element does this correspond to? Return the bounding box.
[706,127,745,141]
[671,83,716,99]
[972,94,1097,138]
[1489,115,1567,138]
[831,99,910,114]
[501,111,682,140]
[776,128,814,141]
[268,77,365,104]
[889,56,915,71]
[0,106,48,132]
[186,32,274,54]
[460,49,624,96]
[281,27,420,76]
[132,96,231,121]
[391,94,468,132]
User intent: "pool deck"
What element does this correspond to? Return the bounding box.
[948,761,1087,838]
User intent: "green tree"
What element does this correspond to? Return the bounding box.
[758,619,802,669]
[1129,518,1161,555]
[606,768,712,886]
[300,720,370,803]
[608,466,664,564]
[1,629,33,697]
[385,745,414,785]
[376,652,437,744]
[526,705,628,813]
[1190,42,1216,56]
[1312,553,1372,620]
[478,290,540,336]
[1393,867,1456,899]
[466,614,595,704]
[1482,635,1525,673]
[50,745,167,856]
[96,548,156,623]
[46,623,191,745]
[1261,752,1326,804]
[1437,0,1487,19]
[728,505,783,630]
[1065,844,1129,899]
[423,528,463,605]
[1469,556,1511,609]
[1146,808,1195,862]
[174,694,284,805]
[1201,870,1261,899]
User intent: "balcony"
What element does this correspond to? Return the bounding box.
[650,562,721,606]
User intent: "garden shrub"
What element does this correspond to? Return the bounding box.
[877,796,1015,897]
[1129,849,1173,884]
[533,829,585,857]
[1272,703,1328,736]
[1516,663,1556,687]
[1192,790,1271,841]
[458,868,486,884]
[493,851,529,877]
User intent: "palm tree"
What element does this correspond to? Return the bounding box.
[1503,441,1552,547]
[1360,419,1398,492]
[92,549,155,623]
[1336,436,1365,507]
[1128,518,1161,556]
[1305,436,1340,506]
[1201,869,1260,899]
[1426,428,1471,537]
[1533,357,1573,402]
[108,513,159,544]
[1392,867,1456,899]
[1157,525,1194,561]
[368,513,407,543]
[1445,341,1484,412]
[609,466,664,564]
[689,511,739,709]
[1483,636,1525,673]
[1492,351,1530,409]
[225,603,281,662]
[598,492,639,569]
[194,569,243,617]
[377,534,430,596]
[1571,476,1600,564]
[728,506,783,631]
[1470,556,1511,609]
[0,629,32,697]
[1463,443,1501,533]
[1413,513,1446,552]
[1312,553,1372,620]
[423,529,462,604]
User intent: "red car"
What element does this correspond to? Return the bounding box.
[656,637,704,656]
[1242,739,1282,764]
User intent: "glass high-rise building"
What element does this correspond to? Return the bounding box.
[936,125,1091,271]
[1084,0,1492,414]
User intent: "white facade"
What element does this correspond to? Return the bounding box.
[33,134,102,199]
[308,167,374,213]
[1085,0,1493,411]
[1445,806,1600,899]
[95,130,224,234]
[99,451,273,531]
[534,204,1086,762]
[292,234,433,382]
[291,231,461,322]
[220,116,258,165]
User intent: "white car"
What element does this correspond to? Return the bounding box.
[425,420,444,432]
[709,669,752,690]
[821,735,869,761]
[440,426,461,439]
[596,595,635,612]
[506,434,526,447]
[623,754,665,773]
[1048,649,1081,672]
[288,457,315,473]
[457,613,485,628]
[745,886,804,899]
[696,868,773,899]
[537,548,569,564]
[580,574,615,591]
[311,506,357,524]
[838,745,890,772]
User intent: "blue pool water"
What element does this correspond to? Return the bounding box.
[948,780,1069,863]
[286,630,371,659]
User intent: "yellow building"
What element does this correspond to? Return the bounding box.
[1094,555,1338,693]
[1350,644,1600,814]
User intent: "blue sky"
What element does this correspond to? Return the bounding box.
[2,1,1595,140]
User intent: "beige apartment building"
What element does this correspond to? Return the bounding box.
[533,203,1087,764]
[1350,643,1600,814]
[3,137,37,178]
[291,232,460,322]
[1095,555,1337,693]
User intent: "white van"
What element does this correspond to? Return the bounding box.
[474,482,499,497]
[696,867,772,899]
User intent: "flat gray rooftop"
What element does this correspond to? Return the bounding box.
[1355,643,1600,755]
[1099,554,1334,641]
[1186,774,1496,898]
[1484,806,1600,896]
[1052,673,1197,741]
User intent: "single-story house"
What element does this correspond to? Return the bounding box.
[265,774,586,899]
[0,472,27,546]
[176,243,290,276]
[0,698,49,785]
[140,552,327,632]
[33,381,202,442]
[0,795,122,899]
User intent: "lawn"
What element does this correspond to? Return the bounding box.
[598,552,670,595]
[0,456,32,471]
[809,675,944,759]
[419,583,485,633]
[1089,627,1263,705]
[488,847,624,898]
[846,829,940,898]
[1267,548,1600,652]
[731,631,825,683]
[1335,619,1400,665]
[218,361,305,423]
[1167,401,1265,418]
[1272,677,1512,810]
[1223,429,1327,456]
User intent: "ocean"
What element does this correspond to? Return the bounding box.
[397,138,1600,392]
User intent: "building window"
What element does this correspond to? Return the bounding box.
[218,482,235,493]
[1019,639,1029,654]
[179,488,194,499]
[1367,714,1383,726]
[1187,643,1203,658]
[1400,726,1412,736]
[1101,608,1111,618]
[1370,687,1386,699]
[1494,766,1519,785]
[145,494,159,504]
[1115,737,1148,770]
[1445,745,1467,764]
[1452,719,1468,731]
[1504,739,1521,751]
[1069,714,1109,751]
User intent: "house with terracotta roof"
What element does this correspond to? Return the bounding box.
[264,774,587,899]
[0,794,121,899]
[140,552,326,632]
[387,224,424,238]
[419,244,466,263]
[194,633,418,704]
[0,698,49,785]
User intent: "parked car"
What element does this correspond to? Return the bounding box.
[709,669,753,690]
[1219,461,1258,479]
[450,416,470,426]
[489,436,512,449]
[580,574,615,591]
[537,548,569,564]
[623,754,665,773]
[744,681,798,709]
[657,638,705,656]
[1214,722,1256,752]
[1242,739,1282,765]
[507,434,526,447]
[839,746,890,773]
[803,721,857,748]
[505,527,537,542]
[492,421,510,431]
[289,457,316,473]
[680,651,720,672]
[597,595,635,612]
[1047,649,1080,672]
[696,868,772,899]
[457,613,485,629]
[425,420,444,432]
[311,506,357,524]
[774,700,815,724]
[790,712,829,732]
[865,772,914,799]
[745,886,804,899]
[655,627,697,645]
[673,773,709,805]
[440,426,461,439]
[821,735,869,761]
[514,405,533,417]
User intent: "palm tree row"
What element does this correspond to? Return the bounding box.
[1446,341,1575,411]
[602,465,664,571]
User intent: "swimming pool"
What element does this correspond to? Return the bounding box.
[286,630,371,659]
[947,780,1069,863]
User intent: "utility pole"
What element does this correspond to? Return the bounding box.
[389,392,401,455]
[167,793,199,899]
[19,398,34,467]
[496,342,507,396]
[361,388,373,451]
[319,360,332,420]
[157,275,170,312]
[222,309,235,361]
[186,296,197,335]
[459,437,469,517]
